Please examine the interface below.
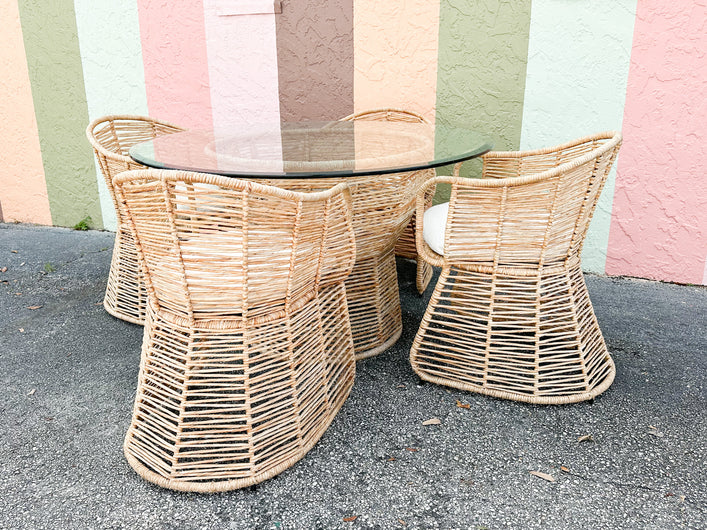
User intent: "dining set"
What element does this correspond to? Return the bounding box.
[87,112,622,492]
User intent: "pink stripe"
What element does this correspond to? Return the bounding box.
[606,1,707,285]
[137,1,213,130]
[0,0,51,225]
[203,2,281,130]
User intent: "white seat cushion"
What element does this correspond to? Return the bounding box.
[422,202,449,256]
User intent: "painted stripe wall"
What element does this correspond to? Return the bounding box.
[353,0,440,123]
[75,0,149,231]
[606,0,707,285]
[203,2,281,130]
[520,0,637,274]
[2,1,705,285]
[0,0,51,225]
[435,0,531,180]
[276,0,354,121]
[137,0,213,131]
[17,0,103,229]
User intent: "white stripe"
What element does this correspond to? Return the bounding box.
[75,0,149,231]
[520,0,637,273]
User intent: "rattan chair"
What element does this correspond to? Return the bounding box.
[86,115,185,325]
[411,132,622,404]
[114,169,357,492]
[340,108,435,294]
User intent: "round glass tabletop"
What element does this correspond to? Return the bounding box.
[129,121,493,178]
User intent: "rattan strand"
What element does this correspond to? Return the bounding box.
[411,132,622,404]
[340,108,435,294]
[113,170,357,491]
[263,168,427,360]
[86,115,185,325]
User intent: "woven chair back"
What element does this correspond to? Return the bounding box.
[340,108,427,124]
[86,115,184,216]
[114,170,355,322]
[427,132,622,274]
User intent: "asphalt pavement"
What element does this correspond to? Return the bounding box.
[1,223,705,529]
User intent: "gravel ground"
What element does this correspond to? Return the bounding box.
[1,223,705,529]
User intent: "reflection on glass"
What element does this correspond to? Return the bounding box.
[129,121,493,178]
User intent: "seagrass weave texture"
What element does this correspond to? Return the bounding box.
[86,115,184,325]
[113,170,357,492]
[340,108,435,294]
[264,167,428,360]
[411,132,622,404]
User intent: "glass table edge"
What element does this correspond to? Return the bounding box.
[128,142,495,179]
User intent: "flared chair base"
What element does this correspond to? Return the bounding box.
[124,283,355,492]
[410,263,615,405]
[103,228,147,325]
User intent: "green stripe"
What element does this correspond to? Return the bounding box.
[18,0,103,229]
[435,0,531,189]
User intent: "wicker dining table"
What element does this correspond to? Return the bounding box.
[130,120,493,360]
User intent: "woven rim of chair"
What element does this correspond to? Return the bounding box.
[339,107,428,123]
[466,131,622,187]
[418,131,622,269]
[85,114,184,162]
[114,169,352,204]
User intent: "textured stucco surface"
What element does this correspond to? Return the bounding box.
[0,0,51,225]
[353,0,440,123]
[138,0,213,130]
[520,0,637,274]
[607,1,707,286]
[436,0,531,173]
[276,0,354,121]
[75,0,149,232]
[3,1,707,285]
[204,2,281,133]
[18,0,103,229]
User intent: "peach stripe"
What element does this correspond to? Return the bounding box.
[0,0,51,224]
[606,1,707,285]
[137,1,213,130]
[353,0,440,123]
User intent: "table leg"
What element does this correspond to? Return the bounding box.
[266,169,427,360]
[345,246,403,360]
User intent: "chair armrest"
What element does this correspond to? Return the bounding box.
[414,177,446,267]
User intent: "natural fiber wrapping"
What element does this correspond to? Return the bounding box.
[411,132,622,404]
[113,169,357,491]
[86,115,184,324]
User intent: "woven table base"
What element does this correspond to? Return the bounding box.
[267,168,427,360]
[395,219,434,294]
[340,108,435,295]
[345,247,403,360]
[410,262,615,405]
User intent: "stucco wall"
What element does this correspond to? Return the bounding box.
[606,1,707,285]
[18,0,102,229]
[520,0,637,273]
[2,0,705,285]
[0,0,51,226]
